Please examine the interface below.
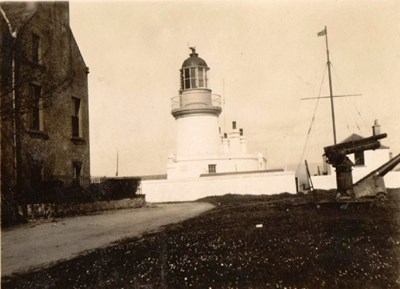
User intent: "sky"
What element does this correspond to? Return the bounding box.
[69,0,400,177]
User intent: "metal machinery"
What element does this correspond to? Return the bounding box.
[352,154,400,200]
[323,133,400,200]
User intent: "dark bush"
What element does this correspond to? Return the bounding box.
[1,178,142,227]
[97,178,139,200]
[1,198,25,227]
[19,177,140,205]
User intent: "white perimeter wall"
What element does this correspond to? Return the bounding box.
[385,171,400,188]
[312,149,400,190]
[312,171,400,190]
[142,171,297,203]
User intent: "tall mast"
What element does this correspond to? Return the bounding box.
[325,27,337,145]
[322,26,337,144]
[303,28,360,144]
[116,150,119,177]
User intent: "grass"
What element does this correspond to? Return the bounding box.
[2,189,400,289]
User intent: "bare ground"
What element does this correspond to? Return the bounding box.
[1,202,214,277]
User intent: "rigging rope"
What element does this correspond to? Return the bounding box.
[295,63,328,175]
[330,63,364,133]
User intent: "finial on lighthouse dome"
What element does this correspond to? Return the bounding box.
[182,47,208,68]
[189,46,197,56]
[181,47,209,90]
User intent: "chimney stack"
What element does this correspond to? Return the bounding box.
[372,119,381,136]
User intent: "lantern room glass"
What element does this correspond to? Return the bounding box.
[182,67,208,90]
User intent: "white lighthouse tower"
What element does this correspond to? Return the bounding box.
[172,47,222,159]
[167,48,267,179]
[142,48,297,202]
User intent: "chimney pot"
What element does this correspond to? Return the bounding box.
[372,119,381,136]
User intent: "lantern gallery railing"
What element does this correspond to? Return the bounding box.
[171,93,222,111]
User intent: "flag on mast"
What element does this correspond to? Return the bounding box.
[317,28,326,37]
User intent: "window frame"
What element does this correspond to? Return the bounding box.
[354,151,365,166]
[32,33,41,64]
[208,164,216,174]
[72,161,82,186]
[71,97,82,138]
[31,159,44,190]
[29,84,44,131]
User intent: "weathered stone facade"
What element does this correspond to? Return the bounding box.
[1,2,90,202]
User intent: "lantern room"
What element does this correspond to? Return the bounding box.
[180,47,209,91]
[171,48,221,118]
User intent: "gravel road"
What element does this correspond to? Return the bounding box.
[1,202,214,277]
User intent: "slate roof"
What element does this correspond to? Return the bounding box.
[0,2,38,33]
[0,2,87,68]
[340,133,389,149]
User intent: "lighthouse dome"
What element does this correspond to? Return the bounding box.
[182,47,208,68]
[180,48,210,91]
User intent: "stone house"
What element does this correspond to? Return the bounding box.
[0,1,90,203]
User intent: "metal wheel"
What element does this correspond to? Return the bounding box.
[376,192,387,202]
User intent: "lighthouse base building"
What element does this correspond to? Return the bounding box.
[167,120,266,180]
[142,49,296,202]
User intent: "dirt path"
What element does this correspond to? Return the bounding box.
[1,202,214,277]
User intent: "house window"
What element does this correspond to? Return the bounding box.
[72,162,82,186]
[208,164,216,174]
[31,160,44,191]
[71,97,81,137]
[32,33,41,63]
[30,84,43,131]
[354,151,365,166]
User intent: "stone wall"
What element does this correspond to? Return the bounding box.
[17,196,146,220]
[1,2,90,199]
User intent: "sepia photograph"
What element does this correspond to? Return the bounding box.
[1,0,400,288]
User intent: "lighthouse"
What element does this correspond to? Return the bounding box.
[167,48,268,179]
[142,48,297,202]
[171,47,222,159]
